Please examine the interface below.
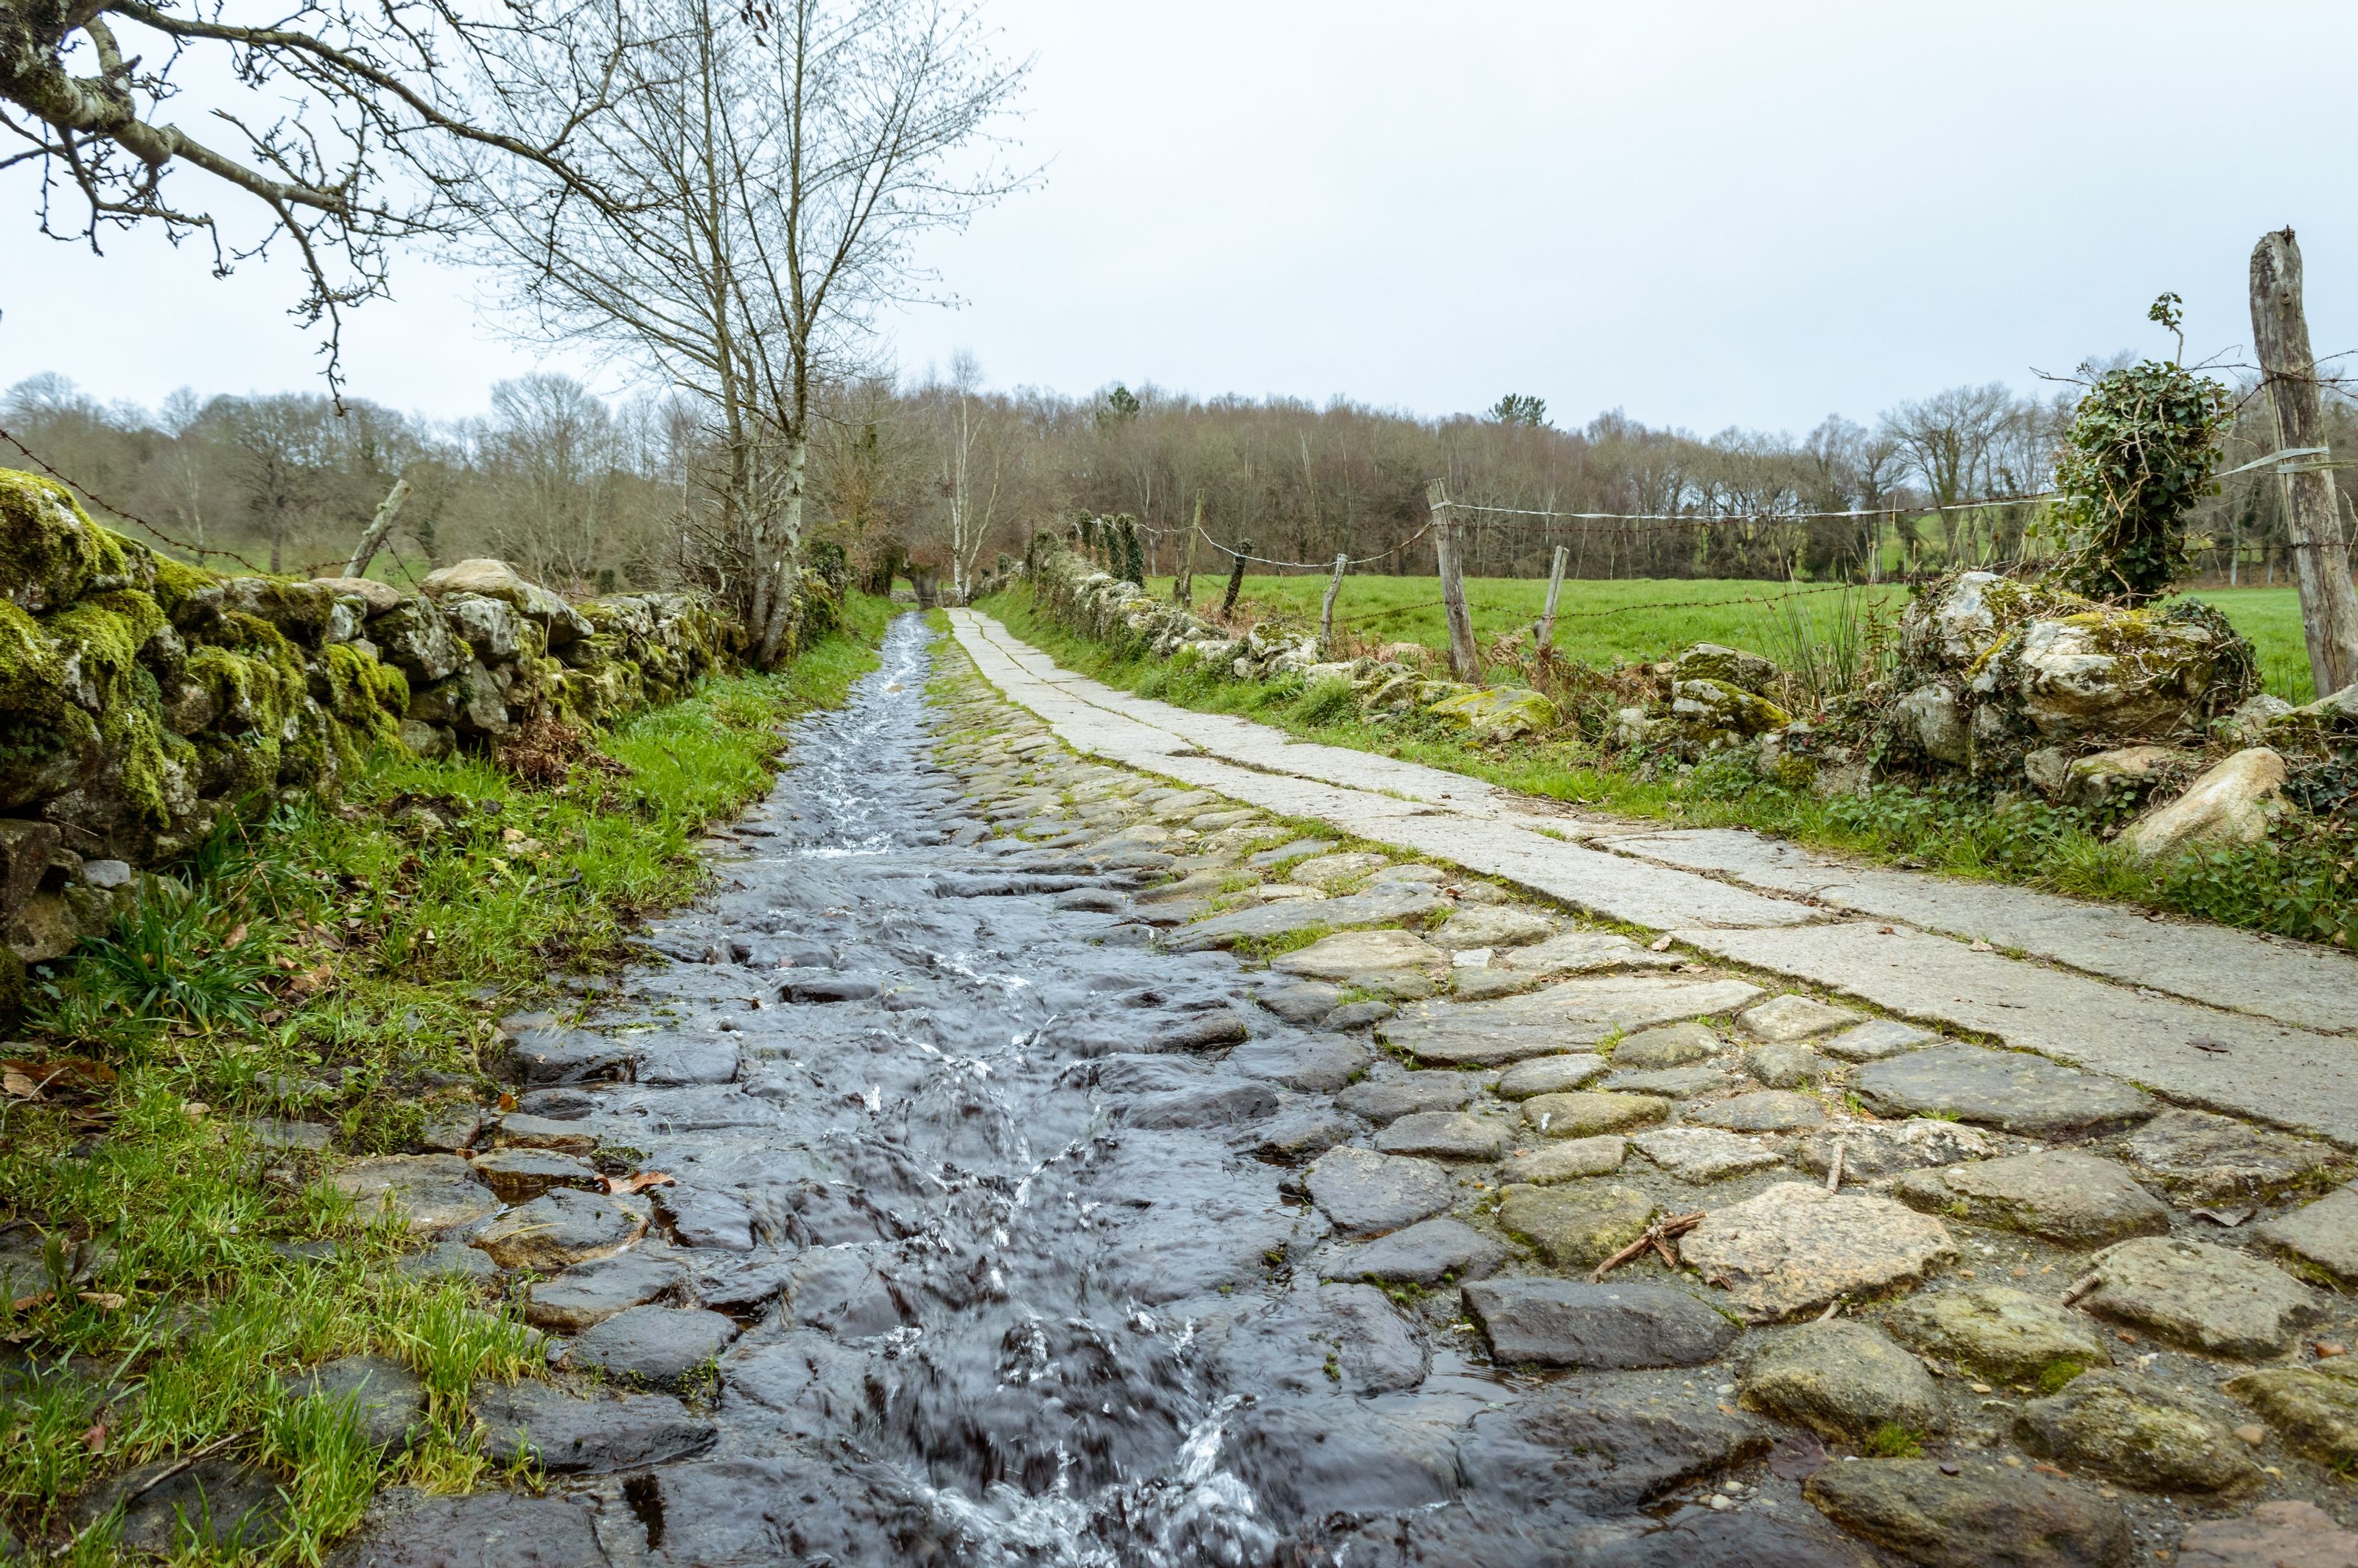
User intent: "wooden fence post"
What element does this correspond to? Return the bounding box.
[1221,539,1253,620]
[1175,497,1201,607]
[1320,553,1348,649]
[343,476,412,580]
[1428,480,1480,682]
[1534,544,1569,657]
[2252,227,2358,698]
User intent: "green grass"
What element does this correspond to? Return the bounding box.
[984,582,2358,950]
[0,591,892,1563]
[1162,573,2322,701]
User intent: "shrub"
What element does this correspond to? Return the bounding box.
[2050,329,2230,603]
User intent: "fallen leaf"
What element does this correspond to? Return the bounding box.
[1647,935,1674,953]
[183,1099,211,1119]
[223,922,249,949]
[606,1171,676,1195]
[2032,1463,2068,1478]
[1,1069,36,1099]
[497,1092,516,1111]
[80,1421,107,1455]
[77,1292,125,1311]
[10,1291,52,1312]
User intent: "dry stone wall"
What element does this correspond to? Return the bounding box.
[0,467,773,977]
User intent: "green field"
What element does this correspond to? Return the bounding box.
[1161,575,2321,703]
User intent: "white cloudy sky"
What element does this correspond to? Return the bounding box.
[4,0,2353,433]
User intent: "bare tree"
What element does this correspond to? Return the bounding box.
[472,0,1026,661]
[1,0,629,390]
[1881,383,2012,566]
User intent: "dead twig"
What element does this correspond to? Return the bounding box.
[2060,1271,2103,1308]
[1592,1211,1706,1282]
[1825,1141,1847,1194]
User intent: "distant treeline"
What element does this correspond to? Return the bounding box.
[7,363,2344,595]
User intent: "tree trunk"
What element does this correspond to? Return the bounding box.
[1430,481,1479,682]
[343,477,413,580]
[756,434,809,668]
[2251,227,2358,697]
[1221,540,1252,620]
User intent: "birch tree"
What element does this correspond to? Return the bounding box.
[473,0,1026,662]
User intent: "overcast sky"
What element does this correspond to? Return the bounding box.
[7,1,2355,434]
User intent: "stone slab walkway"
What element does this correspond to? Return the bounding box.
[951,609,2358,1146]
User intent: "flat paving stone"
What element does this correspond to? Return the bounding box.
[2258,1184,2358,1283]
[1681,1182,1956,1321]
[1746,1042,1823,1088]
[524,1250,689,1333]
[1498,1181,1653,1267]
[1602,1065,1727,1099]
[1802,1458,2130,1568]
[1304,1146,1458,1236]
[2222,1365,2358,1470]
[1741,1319,1945,1443]
[1374,1110,1511,1160]
[473,1189,648,1271]
[1319,1217,1506,1284]
[1500,1135,1627,1183]
[1253,1110,1355,1163]
[1683,921,2358,1148]
[1820,1017,1939,1062]
[1253,979,1341,1024]
[469,1149,605,1203]
[1883,1284,2114,1383]
[1894,1150,2171,1247]
[1738,993,1859,1042]
[1247,837,1335,867]
[1522,1091,1668,1138]
[504,1023,637,1086]
[2016,1369,2261,1495]
[473,1382,717,1474]
[1461,1278,1739,1368]
[1794,1118,2004,1182]
[1270,928,1446,980]
[76,1457,289,1557]
[328,1155,502,1236]
[2124,1108,2334,1205]
[564,1304,740,1387]
[333,1488,606,1567]
[1494,1054,1609,1099]
[1386,974,1763,1066]
[1610,1021,1726,1069]
[2177,1501,2358,1568]
[489,1113,598,1155]
[1287,851,1389,887]
[1853,1043,2155,1137]
[1453,1371,1777,1514]
[1430,906,1554,951]
[1498,928,1682,979]
[294,1355,427,1452]
[1687,1089,1824,1132]
[2080,1236,2328,1358]
[1631,1126,1784,1183]
[1170,883,1441,952]
[1448,967,1542,1002]
[1334,1073,1480,1124]
[241,1116,332,1153]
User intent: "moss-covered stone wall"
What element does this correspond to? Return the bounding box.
[0,468,787,981]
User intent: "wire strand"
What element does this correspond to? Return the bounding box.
[0,424,270,574]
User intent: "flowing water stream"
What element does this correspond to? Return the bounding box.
[479,615,1853,1567]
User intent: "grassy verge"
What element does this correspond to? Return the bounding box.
[984,583,2357,949]
[0,591,893,1565]
[1166,573,2320,703]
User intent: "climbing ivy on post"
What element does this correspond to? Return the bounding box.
[1118,515,1147,587]
[2049,300,2230,604]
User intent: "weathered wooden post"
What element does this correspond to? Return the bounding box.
[1428,480,1480,681]
[2253,227,2358,697]
[1220,539,1253,620]
[1534,543,1570,659]
[1320,553,1348,650]
[343,476,413,580]
[1175,495,1201,607]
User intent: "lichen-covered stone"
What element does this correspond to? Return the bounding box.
[1426,685,1557,741]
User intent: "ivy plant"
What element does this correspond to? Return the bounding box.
[2049,298,2230,603]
